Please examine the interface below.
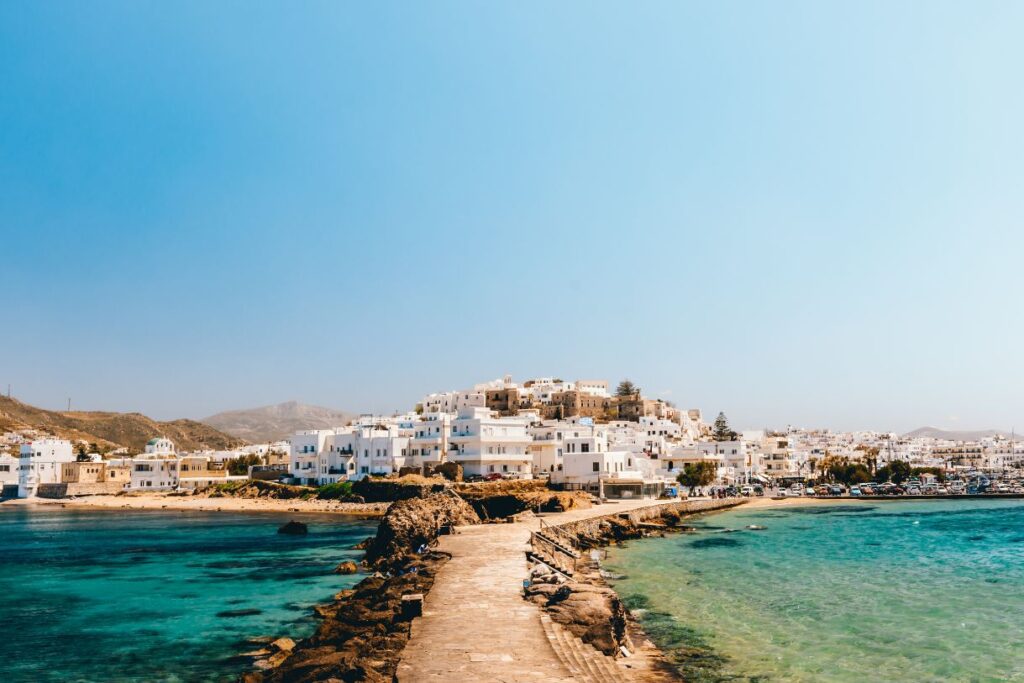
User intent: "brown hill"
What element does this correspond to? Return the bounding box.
[201,400,355,442]
[0,396,245,453]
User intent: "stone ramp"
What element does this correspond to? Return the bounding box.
[395,522,575,682]
[396,498,668,682]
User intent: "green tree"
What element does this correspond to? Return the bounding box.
[226,453,263,476]
[875,460,912,484]
[712,412,738,441]
[75,443,91,462]
[855,445,880,474]
[676,461,717,494]
[616,379,640,397]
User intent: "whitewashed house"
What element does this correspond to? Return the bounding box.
[408,412,452,467]
[129,454,179,490]
[289,430,334,485]
[18,438,75,497]
[144,437,176,455]
[698,440,759,484]
[551,447,667,499]
[323,423,413,481]
[449,407,533,478]
[1,452,21,489]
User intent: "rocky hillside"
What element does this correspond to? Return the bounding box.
[201,401,355,442]
[0,396,245,452]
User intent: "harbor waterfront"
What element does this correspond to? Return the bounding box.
[605,499,1024,682]
[0,507,376,683]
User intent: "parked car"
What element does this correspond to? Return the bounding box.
[849,486,862,496]
[740,485,754,497]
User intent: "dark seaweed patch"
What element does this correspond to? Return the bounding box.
[216,608,262,618]
[690,537,743,549]
[635,609,736,681]
[786,506,877,516]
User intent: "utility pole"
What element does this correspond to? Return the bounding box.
[67,398,71,412]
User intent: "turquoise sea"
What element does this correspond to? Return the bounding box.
[0,507,376,682]
[605,499,1024,682]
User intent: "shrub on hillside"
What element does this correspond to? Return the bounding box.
[316,482,354,500]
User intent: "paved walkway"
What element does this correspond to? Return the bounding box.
[395,499,670,682]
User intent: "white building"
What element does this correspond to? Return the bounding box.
[449,406,533,478]
[408,412,452,467]
[18,438,75,497]
[551,447,667,499]
[761,434,796,479]
[575,379,610,398]
[420,390,486,415]
[697,440,761,484]
[1,452,19,489]
[289,430,335,485]
[144,437,176,455]
[322,423,413,482]
[130,454,179,490]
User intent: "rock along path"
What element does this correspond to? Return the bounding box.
[395,498,670,683]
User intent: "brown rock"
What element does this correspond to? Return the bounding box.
[270,637,295,653]
[364,491,479,570]
[334,560,359,575]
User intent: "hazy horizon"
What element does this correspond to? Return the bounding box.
[3,3,1023,433]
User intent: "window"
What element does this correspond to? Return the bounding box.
[593,462,599,472]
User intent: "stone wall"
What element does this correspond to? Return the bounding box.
[552,498,745,538]
[36,482,126,498]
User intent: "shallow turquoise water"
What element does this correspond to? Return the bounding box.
[605,499,1024,682]
[0,507,376,682]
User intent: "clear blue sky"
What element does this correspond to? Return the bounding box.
[2,2,1022,432]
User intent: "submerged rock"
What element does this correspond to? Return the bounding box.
[216,608,262,618]
[334,561,359,575]
[277,520,308,535]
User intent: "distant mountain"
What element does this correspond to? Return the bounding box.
[201,401,356,443]
[0,396,245,452]
[903,426,1015,442]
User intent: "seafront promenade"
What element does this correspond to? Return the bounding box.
[396,498,735,682]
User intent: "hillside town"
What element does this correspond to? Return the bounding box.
[4,375,1022,500]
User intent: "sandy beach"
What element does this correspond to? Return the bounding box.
[0,492,390,516]
[0,492,860,517]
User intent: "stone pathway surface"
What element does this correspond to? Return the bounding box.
[396,498,671,682]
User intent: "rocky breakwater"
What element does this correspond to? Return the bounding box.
[454,479,593,520]
[242,490,480,683]
[524,499,747,681]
